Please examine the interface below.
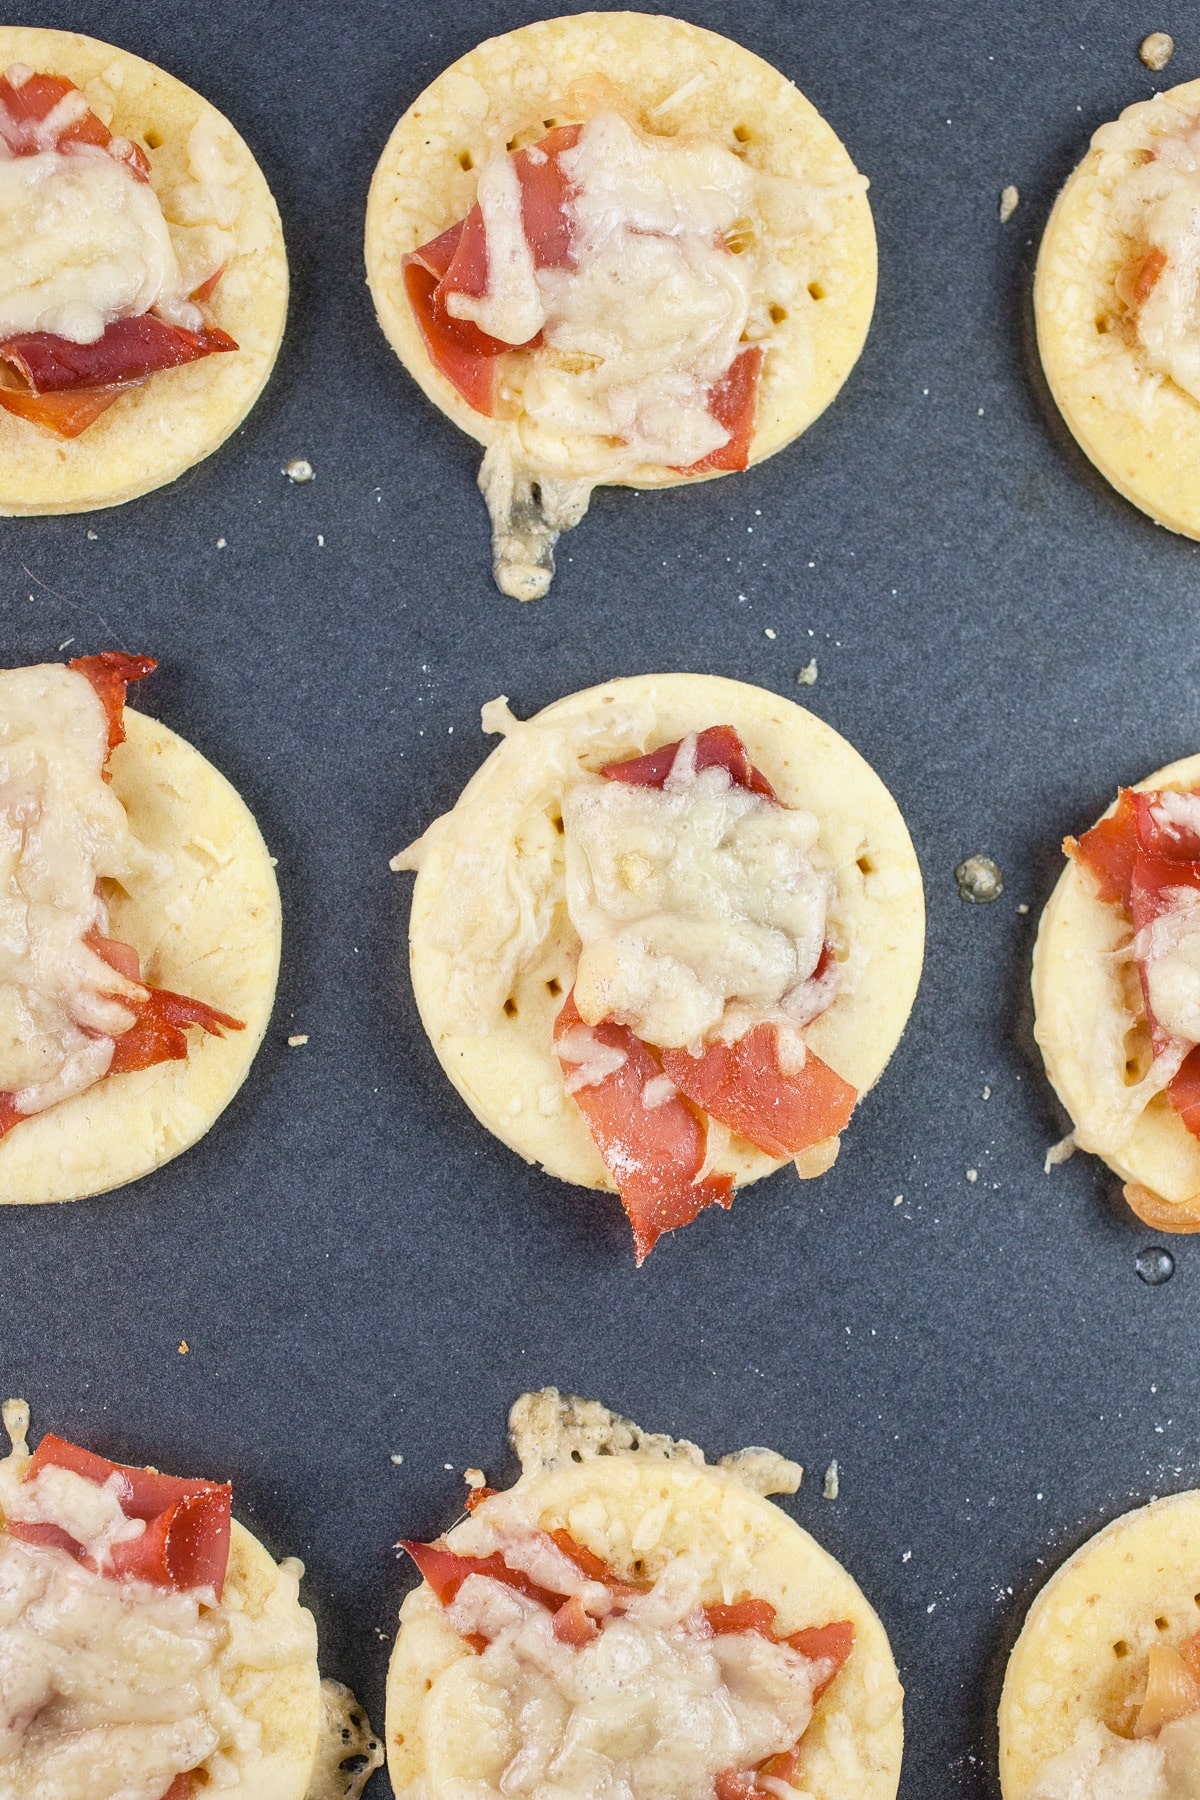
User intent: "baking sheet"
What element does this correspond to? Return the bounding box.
[3,0,1199,1792]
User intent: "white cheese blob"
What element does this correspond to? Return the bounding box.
[563,733,832,1051]
[0,143,185,343]
[0,664,150,1112]
[417,1550,819,1800]
[1137,888,1200,1045]
[1108,112,1200,403]
[1026,1715,1200,1800]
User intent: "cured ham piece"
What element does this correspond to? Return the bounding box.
[0,70,237,437]
[601,723,777,799]
[662,1024,856,1159]
[7,1432,232,1595]
[553,991,733,1262]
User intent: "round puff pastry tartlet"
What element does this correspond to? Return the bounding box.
[1036,79,1200,537]
[0,654,280,1203]
[0,26,287,514]
[0,1397,382,1799]
[394,673,924,1260]
[1033,753,1200,1232]
[387,1388,904,1800]
[999,1490,1200,1799]
[366,12,875,597]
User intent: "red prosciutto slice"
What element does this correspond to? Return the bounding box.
[553,991,733,1262]
[0,652,244,1145]
[0,71,236,438]
[661,1025,856,1159]
[7,1432,231,1594]
[601,724,777,800]
[403,122,762,465]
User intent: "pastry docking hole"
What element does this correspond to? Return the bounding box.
[504,997,519,1017]
[769,303,788,324]
[144,127,163,148]
[1156,1615,1171,1631]
[459,149,474,171]
[732,123,751,143]
[545,977,562,996]
[808,280,827,300]
[857,853,876,876]
[1113,1638,1129,1658]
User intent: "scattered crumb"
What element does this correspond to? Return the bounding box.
[955,854,1004,903]
[282,457,314,483]
[216,537,226,549]
[823,1460,839,1500]
[893,1193,904,1206]
[1044,1133,1076,1174]
[1017,902,1030,915]
[464,1467,486,1487]
[287,1034,309,1047]
[902,1550,912,1563]
[177,1341,189,1355]
[317,533,325,547]
[966,1168,979,1184]
[390,1453,405,1466]
[764,627,777,640]
[982,1085,992,1100]
[443,1462,454,1471]
[795,659,818,686]
[1140,30,1174,70]
[999,183,1019,222]
[85,529,98,541]
[57,638,73,652]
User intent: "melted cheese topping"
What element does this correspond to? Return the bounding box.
[0,1415,313,1800]
[0,129,188,343]
[564,734,832,1050]
[1138,888,1200,1043]
[396,703,839,1061]
[1026,1716,1200,1799]
[0,665,151,1111]
[1106,112,1200,402]
[416,1524,819,1800]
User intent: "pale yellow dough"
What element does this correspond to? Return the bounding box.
[386,1392,904,1800]
[403,673,925,1195]
[0,704,281,1203]
[1035,78,1200,537]
[1032,752,1200,1214]
[999,1491,1200,1798]
[365,10,876,481]
[0,27,288,515]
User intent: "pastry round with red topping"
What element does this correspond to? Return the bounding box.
[0,654,280,1203]
[0,1397,383,1800]
[1035,80,1200,538]
[386,1389,903,1800]
[999,1491,1200,1799]
[0,27,287,515]
[1033,754,1200,1231]
[365,13,875,598]
[395,673,924,1260]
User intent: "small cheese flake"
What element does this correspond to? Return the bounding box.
[390,1453,405,1465]
[999,184,1019,222]
[464,1467,486,1487]
[1044,1133,1076,1173]
[795,659,818,686]
[282,457,314,483]
[287,1033,309,1047]
[443,1463,454,1471]
[1139,30,1174,70]
[982,1084,992,1100]
[966,1168,979,1183]
[823,1459,839,1499]
[317,534,325,547]
[764,627,777,640]
[85,529,98,541]
[1017,902,1030,915]
[177,1341,188,1355]
[216,537,226,549]
[893,1193,904,1206]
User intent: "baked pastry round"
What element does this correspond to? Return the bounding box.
[0,700,281,1204]
[999,1491,1200,1798]
[1033,752,1200,1227]
[366,13,875,594]
[387,1389,904,1800]
[397,673,924,1206]
[0,26,288,515]
[1035,79,1200,537]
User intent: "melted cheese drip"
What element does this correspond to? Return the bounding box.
[415,1533,819,1800]
[0,119,189,343]
[1108,113,1200,402]
[0,664,153,1112]
[1026,1716,1200,1799]
[563,734,832,1051]
[0,1405,315,1800]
